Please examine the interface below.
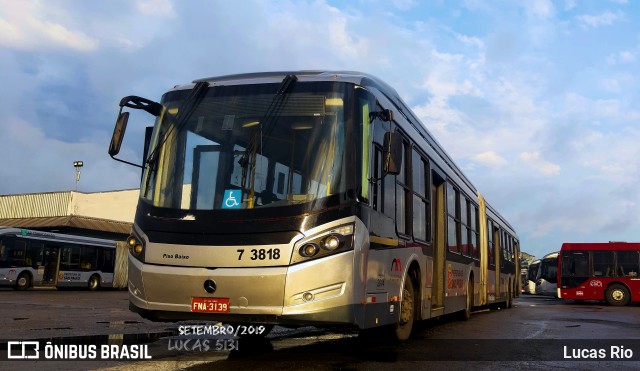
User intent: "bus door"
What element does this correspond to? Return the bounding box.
[42,245,60,285]
[431,170,446,312]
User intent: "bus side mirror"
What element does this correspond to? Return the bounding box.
[108,95,161,168]
[109,111,129,157]
[383,132,402,175]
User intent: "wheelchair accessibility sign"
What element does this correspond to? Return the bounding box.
[222,190,242,209]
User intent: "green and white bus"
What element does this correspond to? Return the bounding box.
[0,227,120,290]
[109,71,520,340]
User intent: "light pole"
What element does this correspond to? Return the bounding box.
[73,161,84,191]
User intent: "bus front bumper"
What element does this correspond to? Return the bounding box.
[128,252,362,326]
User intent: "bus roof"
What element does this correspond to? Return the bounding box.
[0,227,116,247]
[561,242,640,251]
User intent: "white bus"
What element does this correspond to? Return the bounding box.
[109,71,520,340]
[535,252,559,297]
[0,227,119,290]
[525,259,540,294]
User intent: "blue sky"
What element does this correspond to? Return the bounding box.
[1,0,639,259]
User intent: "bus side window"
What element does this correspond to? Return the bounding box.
[13,240,27,264]
[82,246,98,270]
[617,251,639,278]
[26,241,43,268]
[395,137,410,237]
[592,251,613,277]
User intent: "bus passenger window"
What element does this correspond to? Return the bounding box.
[617,251,639,278]
[593,251,613,277]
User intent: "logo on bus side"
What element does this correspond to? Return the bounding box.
[589,280,603,288]
[59,272,81,281]
[391,258,402,272]
[447,264,464,289]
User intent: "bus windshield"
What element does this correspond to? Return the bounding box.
[141,81,351,211]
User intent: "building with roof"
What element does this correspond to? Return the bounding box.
[0,189,137,240]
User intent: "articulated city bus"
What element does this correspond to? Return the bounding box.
[0,227,119,290]
[109,71,520,340]
[559,242,640,306]
[535,252,559,297]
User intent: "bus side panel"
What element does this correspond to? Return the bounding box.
[363,247,400,328]
[56,271,115,288]
[361,244,421,329]
[0,267,40,287]
[443,260,472,315]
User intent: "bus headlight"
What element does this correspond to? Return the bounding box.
[134,244,144,254]
[300,243,319,257]
[291,223,354,264]
[127,234,146,262]
[320,235,342,251]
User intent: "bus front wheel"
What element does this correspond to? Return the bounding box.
[88,275,101,291]
[395,276,415,341]
[15,272,31,291]
[605,284,630,306]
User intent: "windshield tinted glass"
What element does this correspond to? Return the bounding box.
[142,81,351,211]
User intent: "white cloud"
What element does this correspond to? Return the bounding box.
[328,17,370,60]
[457,34,484,49]
[473,151,508,168]
[391,0,417,11]
[136,0,175,18]
[0,1,97,51]
[576,11,625,28]
[564,0,577,11]
[608,50,636,64]
[526,0,555,19]
[619,51,636,62]
[518,152,561,176]
[601,78,620,93]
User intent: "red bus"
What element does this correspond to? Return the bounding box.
[558,242,640,306]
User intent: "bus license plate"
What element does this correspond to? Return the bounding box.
[191,297,230,313]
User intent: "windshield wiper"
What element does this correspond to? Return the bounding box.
[239,74,298,207]
[143,81,210,196]
[146,81,210,168]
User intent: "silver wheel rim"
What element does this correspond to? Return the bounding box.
[18,277,27,287]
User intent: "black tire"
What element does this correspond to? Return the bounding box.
[15,272,30,291]
[88,275,101,291]
[395,276,415,341]
[605,284,630,306]
[461,278,473,320]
